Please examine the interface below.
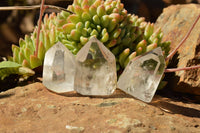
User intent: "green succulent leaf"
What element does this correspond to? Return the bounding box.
[0,61,35,80]
[0,61,21,69]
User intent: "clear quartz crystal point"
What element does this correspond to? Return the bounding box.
[117,47,166,102]
[74,37,117,96]
[43,42,76,93]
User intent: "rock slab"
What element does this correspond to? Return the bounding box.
[155,4,200,95]
[0,82,199,132]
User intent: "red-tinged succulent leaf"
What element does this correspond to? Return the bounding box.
[22,59,31,68]
[106,39,117,48]
[44,32,51,51]
[67,14,81,23]
[63,23,76,34]
[24,47,32,62]
[97,5,106,17]
[38,41,45,61]
[7,56,13,62]
[147,43,157,52]
[11,45,19,53]
[19,52,25,64]
[74,5,84,16]
[30,55,42,69]
[70,29,81,41]
[19,38,26,48]
[13,48,20,63]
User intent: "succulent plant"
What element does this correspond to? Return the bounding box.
[0,61,35,80]
[0,0,170,80]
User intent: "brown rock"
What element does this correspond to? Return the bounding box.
[163,0,191,4]
[162,0,200,4]
[0,82,200,132]
[155,4,200,95]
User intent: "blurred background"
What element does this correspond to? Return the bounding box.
[0,0,200,58]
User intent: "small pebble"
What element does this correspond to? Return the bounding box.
[21,107,27,112]
[47,105,56,109]
[0,102,5,105]
[133,119,143,127]
[149,125,157,130]
[171,126,176,131]
[57,106,61,110]
[66,125,84,133]
[36,104,42,108]
[97,102,118,107]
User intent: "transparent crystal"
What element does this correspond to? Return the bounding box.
[74,37,117,95]
[117,47,166,102]
[43,42,76,93]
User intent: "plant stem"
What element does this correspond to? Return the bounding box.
[34,0,48,57]
[0,5,73,13]
[165,14,200,61]
[165,65,200,73]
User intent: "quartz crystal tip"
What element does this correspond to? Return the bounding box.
[117,47,166,102]
[74,37,117,96]
[43,42,76,93]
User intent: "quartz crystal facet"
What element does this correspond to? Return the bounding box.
[43,42,76,93]
[74,37,117,96]
[117,47,166,102]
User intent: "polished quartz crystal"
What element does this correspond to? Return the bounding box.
[74,37,117,95]
[117,47,166,102]
[43,42,76,93]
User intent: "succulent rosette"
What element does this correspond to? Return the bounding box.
[0,0,170,80]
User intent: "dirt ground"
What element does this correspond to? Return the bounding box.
[0,80,199,133]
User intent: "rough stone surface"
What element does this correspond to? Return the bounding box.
[0,82,200,132]
[162,0,200,4]
[155,4,200,95]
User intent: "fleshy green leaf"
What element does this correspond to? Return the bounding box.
[0,61,21,69]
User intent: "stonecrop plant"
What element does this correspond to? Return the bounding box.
[0,0,172,80]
